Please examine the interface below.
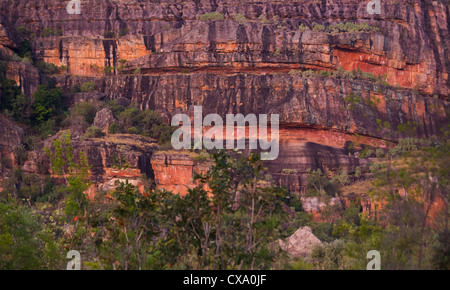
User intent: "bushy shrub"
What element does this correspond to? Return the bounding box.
[327,22,380,34]
[104,66,114,74]
[306,169,339,197]
[70,102,97,124]
[32,85,63,123]
[38,119,57,138]
[318,70,330,77]
[315,22,381,34]
[233,14,247,24]
[0,78,22,116]
[36,61,57,75]
[16,26,32,38]
[85,126,104,138]
[119,28,130,37]
[312,23,325,32]
[17,40,32,58]
[302,70,316,78]
[59,65,68,72]
[282,168,298,175]
[103,31,116,38]
[41,27,56,37]
[258,14,270,24]
[289,69,302,76]
[9,53,23,62]
[63,102,97,134]
[108,122,118,134]
[299,23,310,32]
[199,12,224,21]
[80,82,96,92]
[127,126,139,134]
[70,84,81,93]
[111,104,175,143]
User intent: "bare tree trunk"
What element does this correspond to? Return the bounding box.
[123,225,130,270]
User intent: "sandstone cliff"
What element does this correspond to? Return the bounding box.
[0,0,448,209]
[1,0,448,95]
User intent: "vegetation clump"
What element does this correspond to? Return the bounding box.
[199,12,225,22]
[308,22,381,34]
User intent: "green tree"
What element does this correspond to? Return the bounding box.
[80,82,96,92]
[44,131,91,219]
[109,181,158,269]
[0,199,62,269]
[32,84,63,123]
[192,150,290,269]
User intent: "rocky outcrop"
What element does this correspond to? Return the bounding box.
[23,132,158,198]
[279,226,322,258]
[265,128,382,193]
[151,152,211,196]
[93,108,117,133]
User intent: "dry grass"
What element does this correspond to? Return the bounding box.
[90,134,158,149]
[340,179,373,197]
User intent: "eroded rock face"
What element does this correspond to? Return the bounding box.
[25,133,158,198]
[0,15,40,97]
[0,15,18,49]
[0,0,447,141]
[5,61,41,97]
[151,152,210,196]
[1,0,448,96]
[0,114,24,170]
[279,226,322,258]
[54,74,448,141]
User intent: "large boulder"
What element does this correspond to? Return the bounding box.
[93,108,116,133]
[279,226,322,258]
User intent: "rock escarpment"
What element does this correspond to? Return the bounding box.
[152,152,210,196]
[0,0,448,94]
[22,133,158,198]
[0,0,448,203]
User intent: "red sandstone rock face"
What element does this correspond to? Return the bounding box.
[0,0,447,142]
[152,152,210,196]
[0,1,448,212]
[5,61,41,97]
[0,15,18,49]
[0,17,40,97]
[0,0,448,96]
[24,133,158,198]
[0,114,24,170]
[52,74,447,143]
